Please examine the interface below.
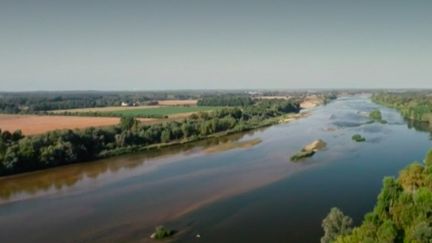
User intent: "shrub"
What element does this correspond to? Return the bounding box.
[352,134,366,142]
[152,225,175,240]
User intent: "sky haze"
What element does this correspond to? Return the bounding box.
[1,0,431,90]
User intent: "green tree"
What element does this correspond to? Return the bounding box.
[424,149,432,168]
[321,207,353,243]
[375,177,402,219]
[406,221,432,243]
[399,163,424,192]
[160,130,171,143]
[11,130,23,141]
[119,116,138,130]
[376,220,397,242]
[181,122,194,139]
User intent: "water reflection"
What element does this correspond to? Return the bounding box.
[406,119,432,139]
[0,131,261,203]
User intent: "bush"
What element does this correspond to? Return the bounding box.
[352,134,366,142]
[321,207,353,243]
[369,109,387,124]
[152,225,175,240]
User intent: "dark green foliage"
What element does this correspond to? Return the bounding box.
[0,91,201,113]
[352,134,366,142]
[57,106,218,119]
[0,99,300,176]
[425,150,432,169]
[152,225,175,239]
[160,130,171,143]
[329,150,432,242]
[119,116,139,130]
[369,109,382,120]
[197,95,255,107]
[369,109,387,124]
[290,150,315,161]
[321,207,353,243]
[290,139,326,162]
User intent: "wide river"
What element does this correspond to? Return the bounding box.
[1,95,432,243]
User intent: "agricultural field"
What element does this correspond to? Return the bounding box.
[0,114,195,135]
[50,105,160,114]
[0,106,218,135]
[49,100,198,114]
[0,114,121,135]
[157,99,197,106]
[106,106,219,117]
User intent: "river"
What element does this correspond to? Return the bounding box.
[0,95,431,242]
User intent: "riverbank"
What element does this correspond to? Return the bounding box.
[0,100,303,176]
[97,113,306,160]
[371,92,432,124]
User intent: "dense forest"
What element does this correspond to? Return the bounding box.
[372,92,432,124]
[197,95,255,106]
[321,150,432,243]
[0,99,300,176]
[0,91,203,113]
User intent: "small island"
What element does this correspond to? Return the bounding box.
[352,134,366,142]
[291,139,327,161]
[369,109,387,124]
[150,226,175,240]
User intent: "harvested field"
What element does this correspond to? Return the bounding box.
[0,114,121,135]
[0,105,216,135]
[0,114,194,135]
[158,99,198,106]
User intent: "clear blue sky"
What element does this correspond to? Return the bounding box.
[1,0,431,91]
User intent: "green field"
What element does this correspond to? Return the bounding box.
[104,106,220,117]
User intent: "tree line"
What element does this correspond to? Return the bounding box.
[52,111,168,119]
[0,91,202,113]
[321,150,432,242]
[372,92,432,124]
[197,95,255,106]
[0,100,300,176]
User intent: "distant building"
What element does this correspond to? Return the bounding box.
[121,102,130,107]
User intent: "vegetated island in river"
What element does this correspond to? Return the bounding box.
[290,139,327,161]
[352,134,366,142]
[150,225,176,240]
[368,109,387,124]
